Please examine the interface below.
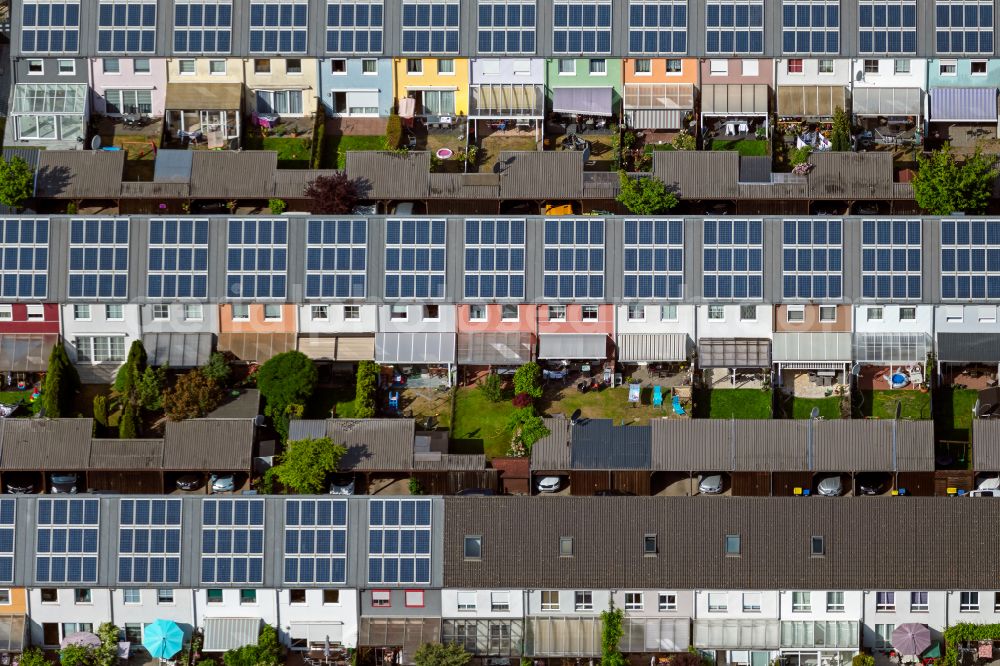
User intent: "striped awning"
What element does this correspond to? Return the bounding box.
[777,85,846,118]
[694,620,780,649]
[620,618,691,653]
[470,84,543,117]
[203,617,260,652]
[0,334,56,372]
[528,617,601,657]
[617,333,690,362]
[538,334,608,360]
[217,332,295,363]
[142,332,213,368]
[852,87,921,116]
[930,87,998,122]
[298,335,375,361]
[772,332,852,363]
[289,623,344,645]
[701,84,769,115]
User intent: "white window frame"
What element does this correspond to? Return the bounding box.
[0,306,11,322]
[73,304,90,321]
[910,591,928,612]
[875,591,895,612]
[548,305,567,321]
[540,590,560,612]
[581,305,599,321]
[468,304,487,321]
[708,304,725,321]
[58,59,75,75]
[263,304,282,321]
[742,592,761,612]
[627,304,645,321]
[311,305,329,321]
[105,304,124,321]
[344,305,361,321]
[491,592,510,612]
[960,591,980,612]
[122,589,141,605]
[457,591,477,611]
[231,304,250,321]
[658,592,677,612]
[786,305,805,322]
[792,591,811,612]
[708,592,728,612]
[661,305,678,321]
[501,304,519,321]
[826,591,845,612]
[574,591,593,612]
[624,592,643,611]
[819,305,837,322]
[182,303,203,321]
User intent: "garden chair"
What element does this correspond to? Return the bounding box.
[652,386,663,407]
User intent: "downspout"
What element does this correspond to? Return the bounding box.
[891,414,898,472]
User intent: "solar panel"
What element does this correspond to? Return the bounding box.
[623,218,684,300]
[0,500,15,584]
[327,0,383,53]
[858,0,916,53]
[935,0,993,53]
[68,218,129,299]
[628,0,688,54]
[97,0,156,53]
[861,219,922,300]
[702,219,764,300]
[542,218,605,300]
[553,0,613,53]
[782,219,843,300]
[384,219,447,299]
[249,0,308,54]
[305,219,367,299]
[226,218,288,299]
[147,219,209,300]
[20,1,80,54]
[401,0,460,53]
[201,499,265,585]
[36,498,99,584]
[706,0,764,53]
[118,499,182,585]
[367,499,432,585]
[283,499,348,585]
[478,0,536,53]
[941,219,1000,299]
[781,0,839,53]
[173,0,233,53]
[464,219,526,300]
[0,219,48,300]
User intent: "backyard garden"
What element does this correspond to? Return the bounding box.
[853,389,933,420]
[692,388,773,419]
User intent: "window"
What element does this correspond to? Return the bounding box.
[344,305,360,320]
[541,591,560,611]
[183,304,202,321]
[862,219,922,299]
[74,304,91,321]
[423,304,440,321]
[25,305,43,321]
[406,58,423,73]
[326,0,383,53]
[625,592,643,611]
[256,89,304,115]
[330,59,349,74]
[20,0,81,54]
[708,592,728,612]
[97,0,156,53]
[787,306,805,322]
[741,59,759,75]
[859,0,916,53]
[468,304,487,321]
[157,589,174,604]
[390,305,408,321]
[103,304,122,321]
[900,307,916,320]
[0,590,10,605]
[465,219,527,300]
[818,58,834,72]
[581,305,599,321]
[437,58,455,74]
[501,304,519,321]
[362,59,377,74]
[385,219,447,299]
[27,60,44,75]
[710,59,728,74]
[708,304,725,320]
[254,58,271,73]
[589,58,606,74]
[628,0,688,54]
[173,0,233,53]
[811,536,825,556]
[740,305,756,320]
[553,0,612,54]
[827,591,845,612]
[935,0,993,54]
[863,59,879,73]
[658,592,677,611]
[151,304,169,321]
[103,58,122,74]
[457,591,477,611]
[372,590,393,608]
[787,58,803,73]
[311,305,329,321]
[725,534,740,556]
[404,590,425,607]
[634,58,651,73]
[231,304,249,320]
[401,0,459,54]
[263,304,282,321]
[661,305,678,321]
[249,0,307,54]
[285,58,301,74]
[74,589,91,604]
[574,591,593,611]
[105,89,153,115]
[206,589,223,604]
[704,219,764,299]
[559,536,574,557]
[961,592,980,612]
[666,59,682,72]
[324,590,340,605]
[876,591,895,612]
[893,58,910,73]
[558,58,576,74]
[548,305,567,321]
[0,306,10,322]
[910,591,928,612]
[743,592,761,611]
[628,304,645,321]
[58,59,75,74]
[781,0,839,53]
[464,535,482,560]
[995,592,1000,612]
[76,337,127,363]
[706,0,764,53]
[178,59,195,74]
[940,59,958,74]
[867,306,884,321]
[491,592,510,612]
[623,218,684,299]
[644,534,657,555]
[123,589,140,604]
[819,305,837,321]
[290,589,306,604]
[41,589,58,603]
[792,591,812,612]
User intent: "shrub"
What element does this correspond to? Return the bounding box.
[42,342,80,418]
[114,340,148,397]
[790,145,813,166]
[506,405,550,454]
[673,131,696,151]
[511,392,532,408]
[477,373,503,403]
[93,394,108,428]
[18,649,47,666]
[268,198,287,215]
[408,477,424,495]
[164,369,224,420]
[354,360,379,418]
[137,366,167,411]
[600,603,627,666]
[384,112,403,150]
[223,625,281,666]
[96,623,122,666]
[257,351,318,440]
[273,437,347,494]
[617,171,678,214]
[513,362,543,399]
[852,656,875,666]
[201,352,232,385]
[66,201,78,214]
[304,173,359,215]
[0,156,34,210]
[413,643,471,666]
[119,402,139,438]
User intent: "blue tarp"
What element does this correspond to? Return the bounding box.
[930,87,998,122]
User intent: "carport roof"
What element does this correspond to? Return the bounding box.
[162,419,255,471]
[287,418,416,472]
[0,418,93,470]
[570,419,651,470]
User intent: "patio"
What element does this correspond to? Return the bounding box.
[539,383,689,423]
[703,368,769,389]
[390,386,453,430]
[625,363,691,388]
[854,364,926,392]
[940,364,999,390]
[781,369,847,399]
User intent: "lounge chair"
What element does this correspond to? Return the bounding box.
[652,386,663,407]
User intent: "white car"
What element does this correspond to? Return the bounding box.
[536,476,562,493]
[970,477,1000,497]
[210,473,236,494]
[698,474,724,495]
[329,474,356,495]
[816,475,843,497]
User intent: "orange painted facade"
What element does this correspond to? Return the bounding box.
[623,57,699,83]
[3,589,26,614]
[218,304,298,333]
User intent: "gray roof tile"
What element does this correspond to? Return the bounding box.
[0,418,93,469]
[162,419,255,470]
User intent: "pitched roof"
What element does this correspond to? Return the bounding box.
[288,418,416,471]
[570,419,651,470]
[88,439,164,470]
[530,417,572,471]
[812,420,934,472]
[0,418,93,469]
[498,151,583,199]
[346,151,430,199]
[653,151,740,199]
[162,419,255,470]
[973,419,1000,471]
[806,151,896,199]
[273,170,340,199]
[443,496,1000,589]
[429,173,501,199]
[34,151,125,199]
[189,151,277,199]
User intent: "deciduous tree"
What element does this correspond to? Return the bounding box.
[413,643,472,666]
[616,171,678,215]
[304,173,359,214]
[913,143,997,214]
[273,437,347,494]
[0,156,34,209]
[164,369,224,420]
[257,351,318,439]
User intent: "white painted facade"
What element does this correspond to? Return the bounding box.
[60,303,142,365]
[695,590,780,619]
[28,587,114,646]
[297,304,379,334]
[852,59,929,91]
[277,588,360,649]
[860,590,948,649]
[526,589,611,616]
[934,304,1000,333]
[616,304,697,336]
[442,589,526,618]
[778,590,864,620]
[696,304,774,341]
[193,587,280,627]
[139,303,219,335]
[774,58,852,86]
[852,305,934,335]
[376,304,458,333]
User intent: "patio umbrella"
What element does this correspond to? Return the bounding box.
[323,636,331,661]
[61,632,102,649]
[892,623,932,656]
[142,619,184,660]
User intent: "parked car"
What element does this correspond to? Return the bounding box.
[352,205,377,215]
[594,489,634,496]
[856,473,889,496]
[329,474,356,495]
[5,475,35,494]
[49,473,78,494]
[456,488,496,496]
[698,474,724,495]
[536,476,562,493]
[816,475,844,497]
[970,477,1000,497]
[210,473,236,494]
[175,474,203,491]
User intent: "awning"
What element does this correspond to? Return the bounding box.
[203,618,260,652]
[625,83,694,110]
[780,621,859,649]
[552,87,613,116]
[625,109,685,129]
[930,87,998,122]
[470,84,543,117]
[289,623,344,645]
[0,615,26,651]
[698,338,771,368]
[528,617,601,657]
[0,334,57,372]
[217,332,296,363]
[777,85,846,118]
[853,332,931,364]
[617,333,690,362]
[694,620,780,649]
[358,618,441,665]
[701,84,769,115]
[537,333,608,360]
[166,83,242,110]
[937,333,1000,363]
[772,333,851,363]
[620,618,691,652]
[298,335,376,362]
[852,87,922,116]
[457,332,532,365]
[142,332,213,368]
[376,332,456,364]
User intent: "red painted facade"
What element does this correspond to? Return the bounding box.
[0,304,60,334]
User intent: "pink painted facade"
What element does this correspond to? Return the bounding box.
[456,304,537,333]
[0,304,60,334]
[537,304,615,335]
[89,57,168,117]
[699,58,774,85]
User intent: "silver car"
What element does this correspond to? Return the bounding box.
[698,474,724,495]
[329,474,356,495]
[536,476,562,493]
[816,475,843,497]
[210,473,236,494]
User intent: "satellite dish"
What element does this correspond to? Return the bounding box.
[855,71,865,82]
[810,407,820,420]
[90,135,102,150]
[570,408,582,425]
[894,400,902,420]
[850,363,862,377]
[974,399,981,418]
[253,414,266,427]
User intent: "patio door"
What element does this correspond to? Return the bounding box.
[201,110,223,132]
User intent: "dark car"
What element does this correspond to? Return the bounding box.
[49,473,79,494]
[856,473,889,496]
[5,475,35,494]
[175,474,203,491]
[594,489,634,496]
[456,488,496,496]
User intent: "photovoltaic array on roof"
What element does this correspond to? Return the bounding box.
[628,0,687,54]
[543,218,605,300]
[0,500,15,584]
[706,0,764,53]
[97,0,157,53]
[553,0,612,53]
[401,0,459,53]
[781,0,840,54]
[173,0,233,53]
[463,218,526,300]
[305,219,367,299]
[147,218,210,299]
[478,0,536,53]
[326,0,383,53]
[368,499,432,585]
[623,218,683,300]
[935,0,993,53]
[940,218,1000,300]
[861,218,921,300]
[703,218,763,299]
[283,499,348,585]
[384,219,447,299]
[200,499,265,585]
[117,498,182,585]
[226,218,288,299]
[782,219,843,300]
[0,219,48,300]
[858,0,916,53]
[249,0,307,53]
[36,498,100,584]
[68,218,129,299]
[20,0,81,53]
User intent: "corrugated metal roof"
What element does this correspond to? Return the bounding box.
[853,87,922,116]
[189,152,277,199]
[930,87,998,121]
[653,151,740,199]
[937,333,1000,362]
[772,333,852,363]
[297,335,375,362]
[166,82,243,110]
[118,181,191,199]
[734,419,808,471]
[153,150,193,183]
[739,156,772,184]
[617,333,689,362]
[88,439,164,470]
[273,169,340,199]
[812,420,934,472]
[35,151,124,199]
[456,332,532,365]
[217,332,296,363]
[701,84,769,115]
[0,418,93,470]
[974,420,1000,471]
[288,418,416,472]
[0,334,56,372]
[776,85,846,117]
[2,148,41,172]
[443,496,1000,590]
[162,419,255,470]
[203,617,260,652]
[698,338,771,368]
[412,453,487,471]
[428,173,501,199]
[142,332,214,368]
[346,151,430,199]
[807,151,895,199]
[375,332,456,364]
[537,334,608,360]
[650,419,734,470]
[498,151,583,199]
[571,419,651,470]
[582,171,621,198]
[530,417,572,471]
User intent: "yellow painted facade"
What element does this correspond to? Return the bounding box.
[392,58,469,116]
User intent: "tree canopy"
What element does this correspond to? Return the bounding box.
[257,351,318,439]
[413,643,472,666]
[272,437,347,494]
[305,173,359,214]
[616,171,678,215]
[0,156,34,209]
[164,368,224,420]
[913,143,997,215]
[829,106,852,151]
[42,342,79,418]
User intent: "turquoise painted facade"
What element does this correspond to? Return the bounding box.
[545,58,624,112]
[319,57,395,117]
[927,58,1000,88]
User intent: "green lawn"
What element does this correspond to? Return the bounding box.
[0,390,40,416]
[694,389,773,419]
[308,384,357,419]
[262,137,311,168]
[854,390,933,420]
[451,386,516,459]
[789,396,843,420]
[935,387,979,442]
[644,143,676,152]
[708,138,769,156]
[540,384,684,425]
[324,135,385,169]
